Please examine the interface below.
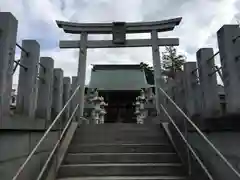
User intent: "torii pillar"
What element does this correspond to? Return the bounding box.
[77,32,88,118]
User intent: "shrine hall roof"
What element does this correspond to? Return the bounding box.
[88,64,152,90]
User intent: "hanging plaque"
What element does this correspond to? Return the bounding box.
[112,22,126,44]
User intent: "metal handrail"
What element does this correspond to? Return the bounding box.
[12,84,81,180]
[158,86,240,178]
[160,104,213,179]
[16,43,29,57]
[36,104,79,180]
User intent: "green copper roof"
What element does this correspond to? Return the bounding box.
[88,65,151,90]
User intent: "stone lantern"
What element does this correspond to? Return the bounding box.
[147,88,154,103]
[134,98,142,124]
[91,95,102,124]
[134,89,147,124]
[99,97,108,124]
[88,89,108,124]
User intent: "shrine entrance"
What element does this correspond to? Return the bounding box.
[99,90,139,123]
[56,19,181,122]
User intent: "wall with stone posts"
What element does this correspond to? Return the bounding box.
[0,130,58,180]
[217,25,240,114]
[196,48,221,118]
[36,57,54,121]
[174,71,186,113]
[51,68,63,120]
[162,25,240,120]
[0,12,77,180]
[167,24,240,180]
[0,12,18,124]
[63,77,71,122]
[70,76,78,121]
[183,62,202,118]
[163,79,178,120]
[16,40,40,118]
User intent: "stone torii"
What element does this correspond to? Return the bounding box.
[56,18,182,121]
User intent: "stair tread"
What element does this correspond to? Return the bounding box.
[57,124,186,179]
[57,176,187,180]
[69,143,169,145]
[61,163,183,167]
[68,144,174,153]
[69,144,171,147]
[64,152,179,164]
[67,152,177,155]
[58,163,185,177]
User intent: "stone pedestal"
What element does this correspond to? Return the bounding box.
[183,62,201,117]
[217,25,240,113]
[63,77,71,121]
[16,40,40,118]
[197,48,221,117]
[0,12,18,123]
[36,57,54,121]
[51,68,63,120]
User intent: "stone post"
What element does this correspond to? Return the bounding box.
[0,12,18,123]
[197,48,221,117]
[16,40,40,118]
[151,30,162,115]
[70,76,78,121]
[165,79,176,118]
[174,71,186,112]
[183,62,201,117]
[217,25,240,113]
[36,57,54,121]
[51,68,63,120]
[63,77,71,121]
[77,32,88,121]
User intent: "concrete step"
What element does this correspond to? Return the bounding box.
[67,144,174,153]
[73,124,169,144]
[75,124,165,134]
[71,135,169,144]
[64,152,179,164]
[73,131,167,137]
[77,123,161,129]
[75,125,165,132]
[58,163,185,178]
[73,131,166,138]
[57,176,187,180]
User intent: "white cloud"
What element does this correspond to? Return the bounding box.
[0,0,239,85]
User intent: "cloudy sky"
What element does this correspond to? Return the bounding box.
[1,0,240,85]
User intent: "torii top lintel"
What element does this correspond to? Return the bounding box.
[56,17,182,34]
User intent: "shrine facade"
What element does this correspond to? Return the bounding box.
[87,64,152,123]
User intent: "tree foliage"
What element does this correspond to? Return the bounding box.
[140,46,186,85]
[140,62,154,85]
[162,46,186,79]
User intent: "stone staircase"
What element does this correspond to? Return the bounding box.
[57,123,187,180]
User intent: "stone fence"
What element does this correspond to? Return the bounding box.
[0,12,78,129]
[162,24,240,121]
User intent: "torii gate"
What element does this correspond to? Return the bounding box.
[56,18,182,120]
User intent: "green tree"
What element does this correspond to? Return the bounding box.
[140,62,154,85]
[162,46,186,79]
